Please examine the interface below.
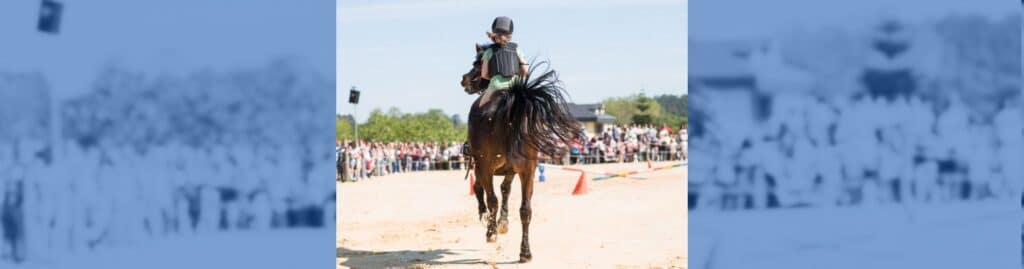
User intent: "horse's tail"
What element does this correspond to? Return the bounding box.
[493,60,581,161]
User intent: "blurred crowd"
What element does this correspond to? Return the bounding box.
[0,140,334,263]
[336,141,466,182]
[570,124,687,165]
[337,124,688,182]
[690,93,1022,210]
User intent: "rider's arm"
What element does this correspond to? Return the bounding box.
[517,48,528,76]
[481,58,491,79]
[481,48,493,79]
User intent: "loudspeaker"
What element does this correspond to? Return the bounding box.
[348,90,360,104]
[38,0,63,34]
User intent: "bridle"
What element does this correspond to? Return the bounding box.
[462,49,488,95]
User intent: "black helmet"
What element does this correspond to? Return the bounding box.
[491,16,513,34]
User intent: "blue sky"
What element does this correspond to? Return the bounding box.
[0,0,334,100]
[337,0,687,121]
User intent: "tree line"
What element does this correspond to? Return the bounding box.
[336,108,467,143]
[337,93,687,142]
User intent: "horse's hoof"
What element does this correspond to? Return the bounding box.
[497,220,509,234]
[487,234,497,243]
[519,253,532,263]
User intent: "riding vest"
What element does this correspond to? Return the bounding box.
[488,43,520,78]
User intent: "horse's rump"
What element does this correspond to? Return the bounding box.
[474,61,581,162]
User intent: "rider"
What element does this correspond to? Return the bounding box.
[463,16,528,157]
[478,16,529,107]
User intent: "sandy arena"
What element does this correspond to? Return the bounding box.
[337,161,687,268]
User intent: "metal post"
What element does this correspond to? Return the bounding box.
[353,104,358,142]
[350,86,360,143]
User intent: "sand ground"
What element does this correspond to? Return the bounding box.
[337,161,687,269]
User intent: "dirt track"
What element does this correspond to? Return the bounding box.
[337,161,687,269]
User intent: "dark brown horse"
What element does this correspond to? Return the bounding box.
[460,44,581,263]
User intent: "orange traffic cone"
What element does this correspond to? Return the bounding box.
[572,172,589,195]
[469,174,476,196]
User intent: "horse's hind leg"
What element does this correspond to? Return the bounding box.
[517,167,535,263]
[498,174,514,234]
[474,177,486,222]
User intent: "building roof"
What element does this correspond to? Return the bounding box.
[568,103,616,124]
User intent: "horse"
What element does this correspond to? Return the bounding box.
[460,44,581,263]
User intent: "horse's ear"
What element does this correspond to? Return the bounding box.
[475,43,483,53]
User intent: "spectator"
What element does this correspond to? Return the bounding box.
[336,123,688,180]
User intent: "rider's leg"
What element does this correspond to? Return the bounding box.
[478,88,496,108]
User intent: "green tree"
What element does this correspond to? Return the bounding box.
[632,94,660,124]
[349,107,468,142]
[665,113,686,129]
[336,115,354,141]
[603,96,637,125]
[653,94,687,129]
[654,94,687,117]
[603,93,667,126]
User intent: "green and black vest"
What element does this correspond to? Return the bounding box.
[488,42,520,77]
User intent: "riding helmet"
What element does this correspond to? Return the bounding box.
[491,16,513,34]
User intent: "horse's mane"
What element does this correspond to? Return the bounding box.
[487,60,581,160]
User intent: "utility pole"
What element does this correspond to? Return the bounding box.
[348,86,360,142]
[39,0,64,164]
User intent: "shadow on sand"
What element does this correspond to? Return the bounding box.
[338,247,520,268]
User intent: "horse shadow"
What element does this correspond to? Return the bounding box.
[337,247,520,267]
